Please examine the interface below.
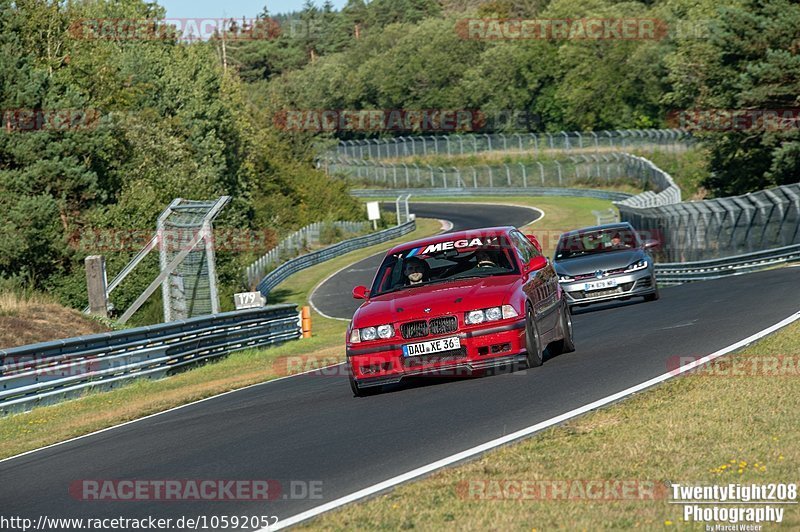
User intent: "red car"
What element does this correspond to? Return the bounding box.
[346,226,575,396]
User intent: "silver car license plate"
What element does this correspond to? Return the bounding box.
[584,279,618,291]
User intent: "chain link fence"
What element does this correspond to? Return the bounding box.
[322,128,690,161]
[158,199,229,322]
[328,152,668,191]
[246,221,370,290]
[621,183,800,262]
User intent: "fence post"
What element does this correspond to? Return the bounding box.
[85,255,108,318]
[452,166,462,187]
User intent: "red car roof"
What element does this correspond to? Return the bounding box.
[385,226,516,255]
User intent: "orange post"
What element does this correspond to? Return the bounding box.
[301,305,312,338]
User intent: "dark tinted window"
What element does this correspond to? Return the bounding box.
[370,235,519,296]
[555,228,640,259]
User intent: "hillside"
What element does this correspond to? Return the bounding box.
[0,293,111,349]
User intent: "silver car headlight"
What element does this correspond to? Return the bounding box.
[625,259,649,273]
[558,274,575,283]
[485,307,503,321]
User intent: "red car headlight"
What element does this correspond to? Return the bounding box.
[349,324,395,343]
[465,305,517,325]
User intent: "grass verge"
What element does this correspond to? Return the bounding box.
[298,319,800,531]
[0,292,111,349]
[0,218,443,460]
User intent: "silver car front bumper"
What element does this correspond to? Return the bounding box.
[560,269,656,306]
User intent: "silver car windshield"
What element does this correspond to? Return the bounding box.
[556,228,639,260]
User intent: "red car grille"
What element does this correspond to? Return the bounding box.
[401,320,428,339]
[401,316,458,339]
[429,316,458,335]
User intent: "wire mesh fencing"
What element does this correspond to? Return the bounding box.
[245,221,370,289]
[620,183,800,262]
[323,128,691,162]
[327,152,665,191]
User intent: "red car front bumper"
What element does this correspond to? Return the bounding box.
[346,318,527,388]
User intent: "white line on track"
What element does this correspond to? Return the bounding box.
[0,361,345,465]
[264,310,800,531]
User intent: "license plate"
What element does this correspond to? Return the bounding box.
[584,279,618,291]
[402,336,461,357]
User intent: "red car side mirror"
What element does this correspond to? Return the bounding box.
[525,234,543,253]
[525,255,548,273]
[352,286,369,300]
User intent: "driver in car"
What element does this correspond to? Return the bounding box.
[610,233,629,248]
[403,257,428,286]
[475,250,497,268]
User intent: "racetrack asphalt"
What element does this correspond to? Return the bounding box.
[1,202,798,530]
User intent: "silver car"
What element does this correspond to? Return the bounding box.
[553,223,659,311]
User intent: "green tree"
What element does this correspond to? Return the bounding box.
[665,0,800,195]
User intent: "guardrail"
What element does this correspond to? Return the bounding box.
[654,244,800,284]
[246,220,371,289]
[257,220,416,297]
[0,305,301,415]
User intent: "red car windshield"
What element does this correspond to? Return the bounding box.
[370,235,519,296]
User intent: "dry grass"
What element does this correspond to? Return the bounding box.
[0,292,110,349]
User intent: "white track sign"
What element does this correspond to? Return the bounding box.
[234,291,266,310]
[366,202,381,221]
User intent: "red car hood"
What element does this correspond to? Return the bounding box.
[353,275,520,327]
